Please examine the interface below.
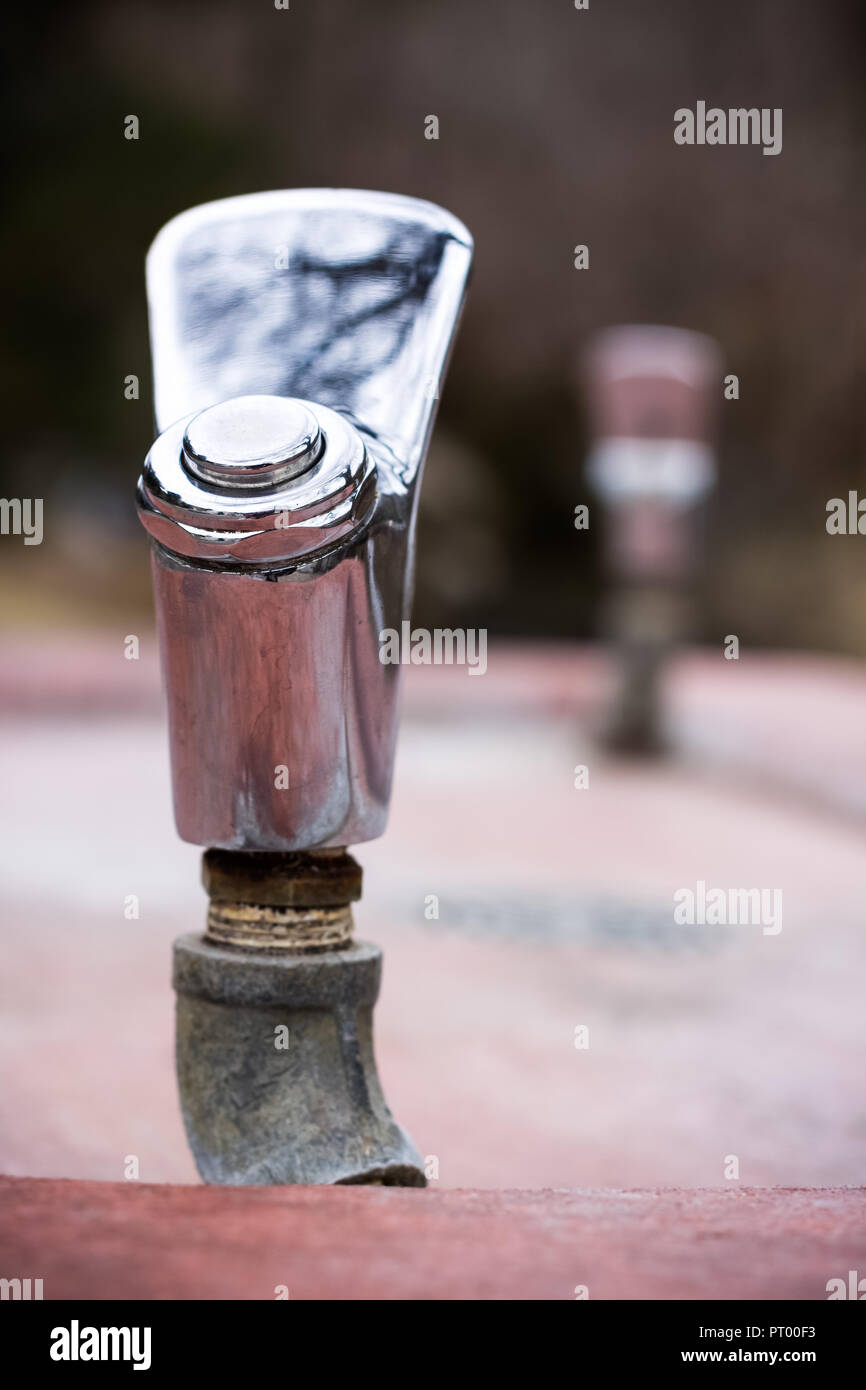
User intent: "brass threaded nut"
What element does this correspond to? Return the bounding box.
[202,848,362,909]
[204,900,354,953]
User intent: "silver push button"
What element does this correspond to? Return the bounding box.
[182,395,322,490]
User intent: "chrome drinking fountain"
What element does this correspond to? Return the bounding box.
[582,325,721,754]
[136,190,473,1185]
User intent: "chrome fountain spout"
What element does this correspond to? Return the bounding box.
[138,188,473,851]
[136,190,473,1186]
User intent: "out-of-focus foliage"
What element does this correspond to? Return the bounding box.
[3,0,866,648]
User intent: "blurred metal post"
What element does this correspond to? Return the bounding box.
[582,326,721,753]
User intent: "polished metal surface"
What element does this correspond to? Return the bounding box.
[138,398,374,565]
[146,188,473,483]
[137,190,473,851]
[182,395,323,490]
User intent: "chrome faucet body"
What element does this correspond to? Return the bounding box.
[137,189,473,851]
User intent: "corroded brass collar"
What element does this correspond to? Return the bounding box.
[202,849,362,953]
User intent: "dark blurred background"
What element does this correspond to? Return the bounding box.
[3,0,866,648]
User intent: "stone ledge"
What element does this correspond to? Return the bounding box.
[1,1177,863,1301]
